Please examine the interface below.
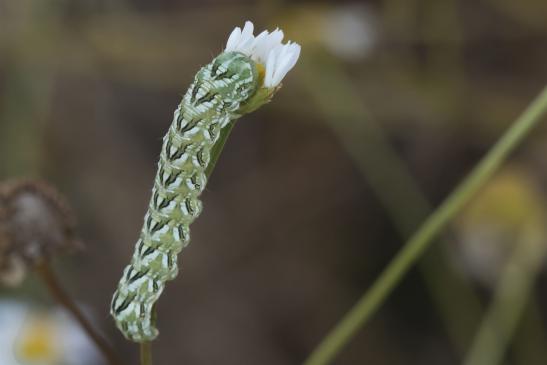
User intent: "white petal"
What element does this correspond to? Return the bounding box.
[241,21,254,39]
[273,47,291,86]
[253,29,284,63]
[225,27,242,52]
[264,48,277,88]
[251,30,270,61]
[265,42,301,87]
[284,43,301,71]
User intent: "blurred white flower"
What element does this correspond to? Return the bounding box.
[0,300,103,365]
[323,4,377,60]
[453,168,547,287]
[225,21,301,88]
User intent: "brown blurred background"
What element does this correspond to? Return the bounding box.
[1,0,547,364]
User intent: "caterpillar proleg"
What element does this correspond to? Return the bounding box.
[110,21,300,342]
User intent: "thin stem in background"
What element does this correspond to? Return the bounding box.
[463,227,547,365]
[140,341,152,365]
[512,296,547,365]
[35,261,124,365]
[302,54,483,354]
[303,84,547,365]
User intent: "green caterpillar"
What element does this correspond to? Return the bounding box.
[110,21,300,342]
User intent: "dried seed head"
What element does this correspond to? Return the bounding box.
[0,180,81,286]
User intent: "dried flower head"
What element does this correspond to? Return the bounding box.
[0,180,81,286]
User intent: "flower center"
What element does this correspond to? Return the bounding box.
[255,62,266,88]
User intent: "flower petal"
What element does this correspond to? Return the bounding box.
[225,27,242,52]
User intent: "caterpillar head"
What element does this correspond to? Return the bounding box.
[207,51,259,111]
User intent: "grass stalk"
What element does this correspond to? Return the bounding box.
[463,227,546,365]
[302,55,483,353]
[303,85,547,365]
[36,261,124,365]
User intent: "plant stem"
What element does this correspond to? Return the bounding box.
[512,296,547,365]
[205,121,236,178]
[303,55,482,354]
[140,341,152,365]
[36,261,124,365]
[304,85,547,365]
[463,227,546,365]
[302,54,483,353]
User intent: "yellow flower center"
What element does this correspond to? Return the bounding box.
[16,315,60,364]
[255,62,266,87]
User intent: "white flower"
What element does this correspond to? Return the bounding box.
[225,21,301,88]
[323,4,376,61]
[0,300,103,365]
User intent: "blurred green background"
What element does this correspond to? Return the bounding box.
[1,0,547,364]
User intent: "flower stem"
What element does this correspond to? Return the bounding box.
[140,341,152,365]
[304,85,547,365]
[36,261,124,365]
[205,121,236,179]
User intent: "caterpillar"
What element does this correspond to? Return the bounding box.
[110,21,300,342]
